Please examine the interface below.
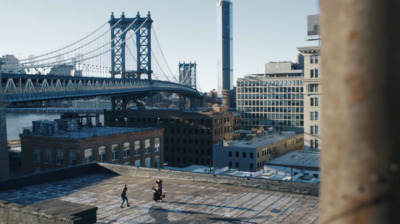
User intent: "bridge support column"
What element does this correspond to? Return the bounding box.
[179,95,186,110]
[189,96,197,110]
[0,78,9,179]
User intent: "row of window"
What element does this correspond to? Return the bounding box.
[238,100,304,106]
[237,80,303,87]
[242,120,304,127]
[238,93,304,100]
[237,87,303,93]
[242,113,304,120]
[165,138,212,145]
[241,123,304,132]
[33,138,160,165]
[229,151,255,159]
[240,107,304,113]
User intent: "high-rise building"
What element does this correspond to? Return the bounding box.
[217,0,233,96]
[236,61,304,132]
[298,46,321,151]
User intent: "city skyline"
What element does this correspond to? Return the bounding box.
[0,0,319,92]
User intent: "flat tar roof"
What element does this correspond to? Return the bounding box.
[0,172,319,223]
[26,126,160,139]
[226,132,299,148]
[266,151,320,169]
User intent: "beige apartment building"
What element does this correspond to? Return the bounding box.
[298,46,321,151]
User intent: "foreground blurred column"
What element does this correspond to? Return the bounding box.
[320,0,400,223]
[0,72,9,179]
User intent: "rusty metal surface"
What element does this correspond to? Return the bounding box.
[320,0,400,223]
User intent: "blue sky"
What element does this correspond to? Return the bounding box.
[0,0,319,92]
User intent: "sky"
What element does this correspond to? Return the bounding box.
[0,0,319,92]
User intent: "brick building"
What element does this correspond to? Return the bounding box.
[104,107,233,168]
[20,117,163,174]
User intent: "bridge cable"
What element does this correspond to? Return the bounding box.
[19,21,111,62]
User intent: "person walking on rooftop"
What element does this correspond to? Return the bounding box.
[120,184,131,208]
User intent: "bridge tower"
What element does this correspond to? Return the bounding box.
[109,12,153,81]
[178,62,197,89]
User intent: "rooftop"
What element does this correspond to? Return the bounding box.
[0,163,319,223]
[22,125,159,139]
[266,151,320,169]
[226,132,299,148]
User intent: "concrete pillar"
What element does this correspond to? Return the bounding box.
[320,0,400,223]
[0,73,9,179]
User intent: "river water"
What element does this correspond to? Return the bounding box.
[6,113,104,140]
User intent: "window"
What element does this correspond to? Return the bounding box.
[56,149,64,166]
[236,162,239,168]
[229,151,232,157]
[315,55,319,63]
[311,126,314,135]
[112,144,119,161]
[250,153,254,158]
[315,125,319,135]
[145,139,151,154]
[235,152,239,158]
[84,148,93,163]
[311,98,314,106]
[33,146,40,163]
[315,140,319,149]
[310,55,314,64]
[99,146,107,162]
[229,162,232,167]
[135,159,141,167]
[309,84,319,93]
[154,138,160,152]
[123,142,130,158]
[310,69,314,78]
[315,69,319,78]
[69,150,76,166]
[155,156,161,168]
[310,112,314,120]
[250,163,254,171]
[242,152,246,158]
[135,140,141,156]
[45,148,52,164]
[310,140,314,148]
[315,97,319,106]
[145,157,151,168]
[315,111,319,120]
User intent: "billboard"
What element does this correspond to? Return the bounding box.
[307,14,319,36]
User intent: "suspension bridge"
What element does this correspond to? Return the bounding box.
[0,12,203,110]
